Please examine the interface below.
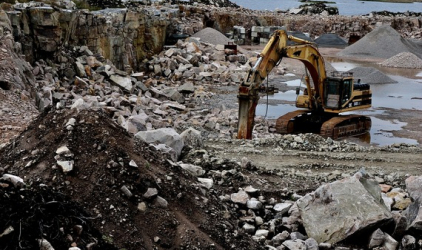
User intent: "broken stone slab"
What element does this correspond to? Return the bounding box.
[162,88,185,103]
[135,128,184,160]
[153,196,168,208]
[152,144,177,161]
[57,160,74,173]
[231,190,249,205]
[110,75,133,92]
[1,174,25,187]
[403,176,422,232]
[38,239,55,250]
[368,228,385,248]
[272,231,290,246]
[0,226,14,238]
[161,102,186,112]
[197,178,213,189]
[296,172,393,244]
[246,199,263,210]
[273,202,293,215]
[178,82,195,94]
[143,188,158,199]
[180,127,203,149]
[180,163,205,176]
[56,145,73,157]
[282,239,306,250]
[243,223,255,234]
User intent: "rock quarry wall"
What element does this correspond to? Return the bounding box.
[3,4,422,72]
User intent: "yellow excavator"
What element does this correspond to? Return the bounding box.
[237,30,372,139]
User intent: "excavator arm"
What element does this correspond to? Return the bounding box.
[237,30,328,139]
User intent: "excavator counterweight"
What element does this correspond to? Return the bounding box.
[237,30,372,140]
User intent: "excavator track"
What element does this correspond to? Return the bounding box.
[320,115,371,139]
[275,110,309,134]
[275,111,371,139]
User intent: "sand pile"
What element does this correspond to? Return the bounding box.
[347,66,397,84]
[315,33,347,47]
[338,25,422,59]
[380,52,422,69]
[191,27,233,45]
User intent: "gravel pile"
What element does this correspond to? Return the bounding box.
[315,33,347,47]
[380,52,422,69]
[191,27,233,45]
[347,66,397,84]
[338,25,422,59]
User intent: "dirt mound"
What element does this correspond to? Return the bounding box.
[315,33,347,47]
[347,66,397,84]
[191,27,233,45]
[338,25,422,59]
[380,52,422,69]
[0,108,259,250]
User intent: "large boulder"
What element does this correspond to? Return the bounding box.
[296,171,393,244]
[135,128,184,159]
[403,176,422,232]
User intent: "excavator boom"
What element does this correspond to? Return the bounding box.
[237,30,372,140]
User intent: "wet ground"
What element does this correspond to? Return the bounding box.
[253,47,422,146]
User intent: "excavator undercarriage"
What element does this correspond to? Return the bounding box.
[275,111,371,139]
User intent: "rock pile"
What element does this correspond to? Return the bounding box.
[28,35,251,142]
[314,33,348,47]
[191,27,234,45]
[348,67,397,84]
[183,142,422,249]
[338,25,422,59]
[380,52,422,69]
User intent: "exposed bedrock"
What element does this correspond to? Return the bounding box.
[2,3,421,71]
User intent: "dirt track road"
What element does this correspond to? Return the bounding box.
[205,140,422,192]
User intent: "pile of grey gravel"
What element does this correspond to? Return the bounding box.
[338,25,422,59]
[315,33,347,47]
[380,52,422,69]
[347,66,397,84]
[191,27,233,45]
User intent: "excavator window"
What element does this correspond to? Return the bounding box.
[324,78,341,109]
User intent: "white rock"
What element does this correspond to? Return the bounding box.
[180,163,205,176]
[255,229,269,238]
[230,190,249,205]
[247,200,263,210]
[129,160,138,168]
[243,223,255,234]
[1,174,25,187]
[198,178,213,189]
[273,202,293,215]
[57,160,74,173]
[38,239,55,250]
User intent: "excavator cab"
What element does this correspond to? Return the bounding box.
[323,76,353,110]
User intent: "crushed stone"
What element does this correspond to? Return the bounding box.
[191,27,233,45]
[338,25,422,60]
[380,52,422,69]
[347,66,397,84]
[315,33,348,47]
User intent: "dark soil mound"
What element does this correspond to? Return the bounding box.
[0,108,260,250]
[0,185,117,250]
[315,33,347,47]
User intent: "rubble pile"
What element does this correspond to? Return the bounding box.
[380,52,422,69]
[30,38,251,141]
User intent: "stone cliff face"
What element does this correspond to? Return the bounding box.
[7,5,171,72]
[3,3,422,72]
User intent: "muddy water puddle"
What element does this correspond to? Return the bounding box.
[256,61,422,146]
